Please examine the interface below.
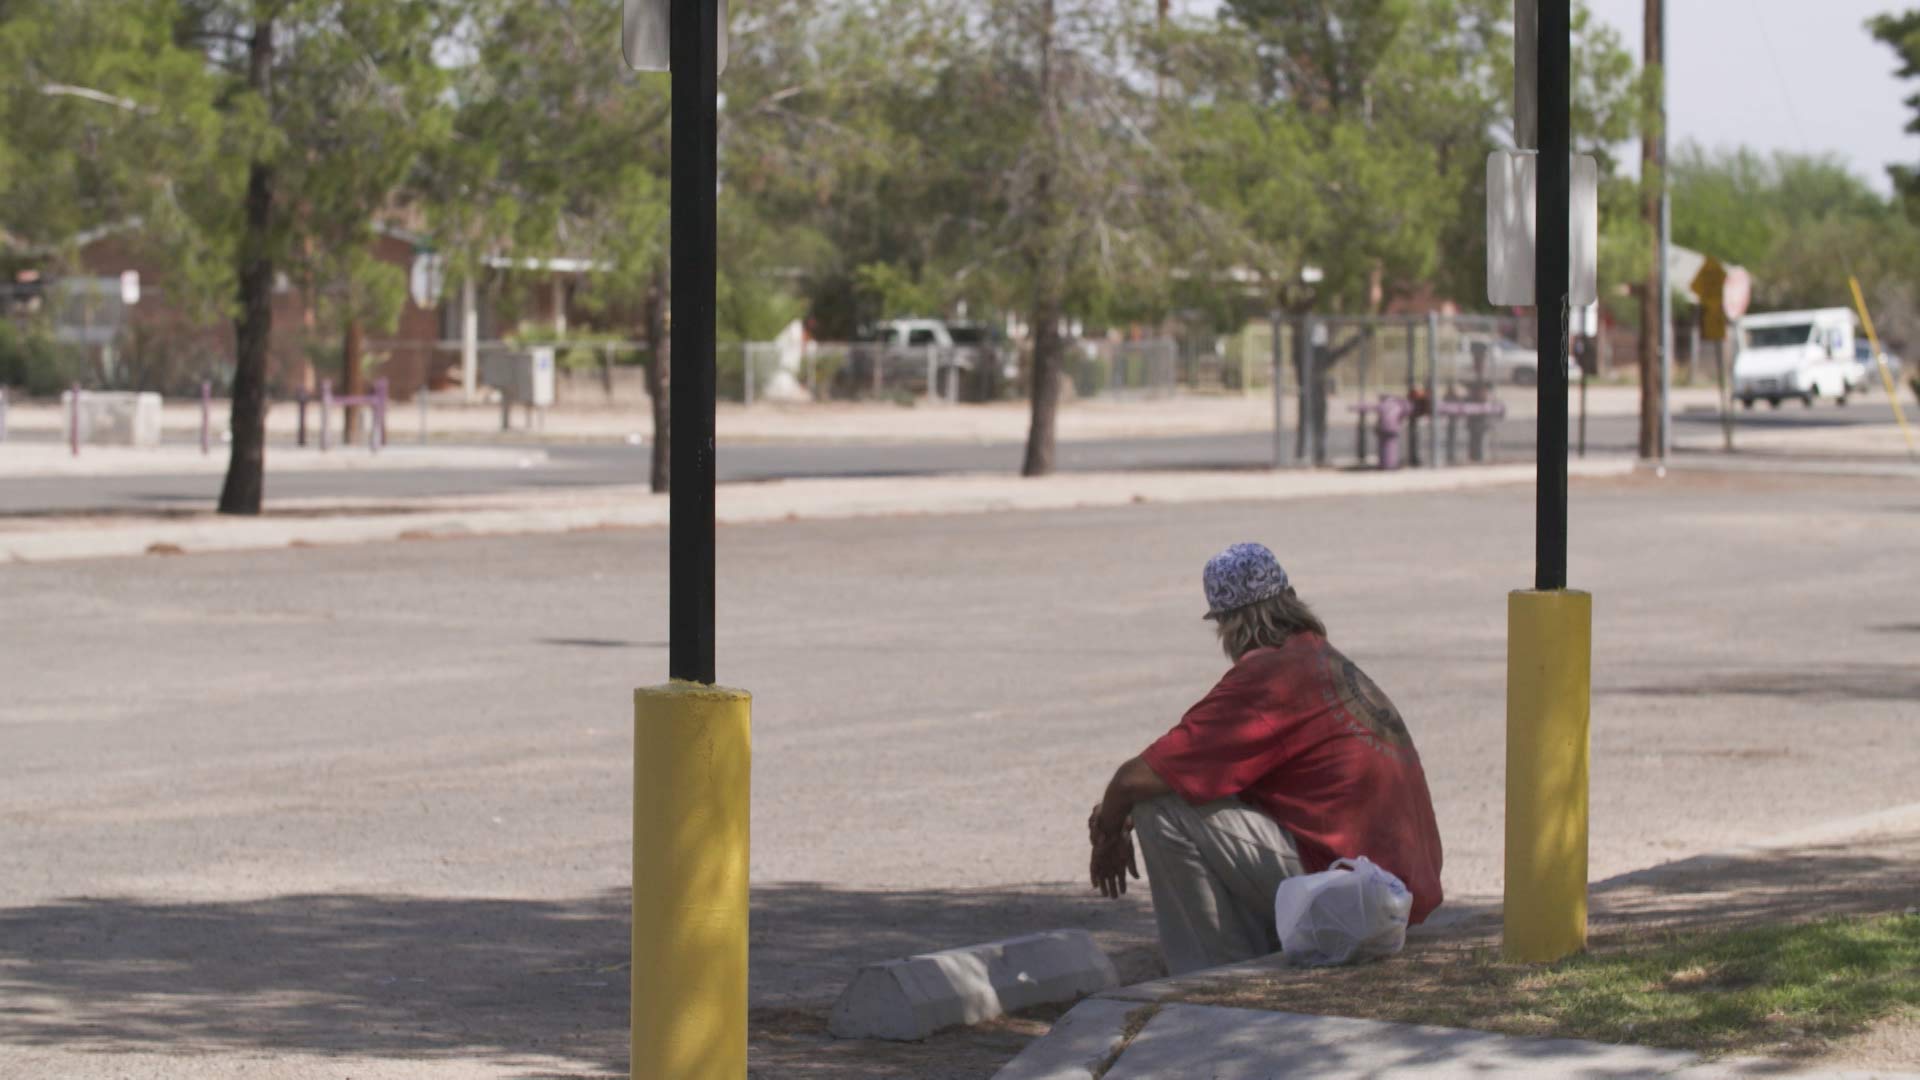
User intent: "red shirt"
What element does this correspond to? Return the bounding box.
[1141,633,1444,923]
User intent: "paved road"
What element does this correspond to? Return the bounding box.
[1,468,1915,1076]
[0,401,1906,515]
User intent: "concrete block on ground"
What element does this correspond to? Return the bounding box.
[62,391,162,447]
[828,929,1120,1041]
[993,998,1157,1080]
[1102,1004,1700,1079]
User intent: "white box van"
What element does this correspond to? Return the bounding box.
[1734,308,1861,409]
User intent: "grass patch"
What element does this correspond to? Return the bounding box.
[1183,913,1919,1058]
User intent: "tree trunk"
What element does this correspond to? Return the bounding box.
[341,318,364,443]
[1637,0,1662,459]
[1022,291,1064,476]
[644,265,670,493]
[1293,317,1310,461]
[218,19,275,516]
[1020,0,1063,478]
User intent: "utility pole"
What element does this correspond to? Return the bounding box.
[1656,0,1672,472]
[1638,0,1664,460]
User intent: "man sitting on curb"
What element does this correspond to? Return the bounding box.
[1088,542,1444,975]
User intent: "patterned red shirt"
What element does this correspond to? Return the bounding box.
[1141,633,1444,923]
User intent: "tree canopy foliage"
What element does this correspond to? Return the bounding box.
[15,0,1920,488]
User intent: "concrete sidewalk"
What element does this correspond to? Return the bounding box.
[0,458,1635,562]
[0,383,1710,446]
[999,1000,1918,1079]
[0,441,547,478]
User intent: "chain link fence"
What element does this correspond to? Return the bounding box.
[1267,312,1543,469]
[1068,339,1180,399]
[310,318,1558,469]
[808,342,1017,403]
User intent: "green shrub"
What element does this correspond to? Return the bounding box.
[0,321,85,395]
[807,351,845,400]
[505,325,642,372]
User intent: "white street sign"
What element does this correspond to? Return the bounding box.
[408,254,445,309]
[1576,301,1598,338]
[1723,266,1752,319]
[1486,150,1598,307]
[119,270,140,306]
[623,0,728,74]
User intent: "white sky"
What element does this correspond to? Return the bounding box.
[1584,0,1919,193]
[1178,0,1920,194]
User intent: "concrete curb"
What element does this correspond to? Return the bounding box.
[0,459,1636,563]
[993,998,1158,1080]
[1100,1004,1703,1078]
[827,929,1119,1042]
[1667,1061,1920,1080]
[1007,1001,1918,1080]
[0,443,550,478]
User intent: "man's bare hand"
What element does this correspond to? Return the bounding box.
[1089,804,1131,845]
[1089,830,1139,899]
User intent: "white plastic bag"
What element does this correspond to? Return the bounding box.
[1271,856,1413,966]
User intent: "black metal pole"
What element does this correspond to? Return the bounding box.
[1535,1,1570,592]
[669,0,719,684]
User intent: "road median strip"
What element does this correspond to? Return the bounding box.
[0,460,1634,563]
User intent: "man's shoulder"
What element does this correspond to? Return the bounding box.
[1236,633,1334,674]
[1207,636,1332,703]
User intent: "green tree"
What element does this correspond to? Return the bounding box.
[1670,144,1913,312]
[953,0,1199,475]
[1170,1,1636,456]
[446,0,834,491]
[1174,2,1636,317]
[438,0,673,487]
[158,1,458,515]
[1870,10,1920,220]
[720,0,962,339]
[0,0,231,353]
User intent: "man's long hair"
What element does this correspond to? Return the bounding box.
[1215,588,1326,661]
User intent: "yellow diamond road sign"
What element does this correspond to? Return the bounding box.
[1692,256,1728,341]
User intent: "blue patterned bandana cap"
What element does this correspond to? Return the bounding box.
[1202,542,1290,619]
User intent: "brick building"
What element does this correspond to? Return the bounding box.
[13,220,604,399]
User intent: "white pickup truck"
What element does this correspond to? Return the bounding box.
[1734,308,1863,409]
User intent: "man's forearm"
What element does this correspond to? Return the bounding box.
[1096,756,1173,834]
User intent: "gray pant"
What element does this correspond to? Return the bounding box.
[1132,794,1305,976]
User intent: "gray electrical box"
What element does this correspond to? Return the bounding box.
[480,347,556,408]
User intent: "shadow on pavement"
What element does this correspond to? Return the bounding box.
[535,637,669,649]
[1412,833,1920,944]
[0,882,1157,1075]
[1587,835,1920,936]
[1608,663,1920,704]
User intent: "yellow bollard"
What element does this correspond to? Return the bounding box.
[633,681,751,1080]
[1504,589,1591,963]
